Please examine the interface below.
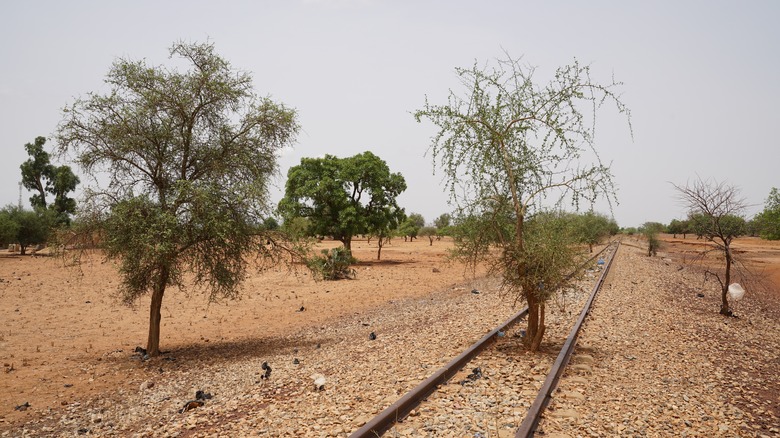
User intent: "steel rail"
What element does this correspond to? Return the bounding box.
[350,243,616,438]
[349,305,530,437]
[514,241,620,437]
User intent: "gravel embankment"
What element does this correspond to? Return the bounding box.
[538,241,780,438]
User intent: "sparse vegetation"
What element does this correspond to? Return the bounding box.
[414,54,631,351]
[673,178,749,316]
[306,247,357,280]
[641,222,665,256]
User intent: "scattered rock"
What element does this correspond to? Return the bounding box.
[179,399,204,414]
[460,367,483,385]
[311,373,327,391]
[261,362,272,379]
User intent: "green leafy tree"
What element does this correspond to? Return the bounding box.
[20,136,52,208]
[0,206,54,255]
[574,211,612,252]
[261,217,280,231]
[687,212,709,239]
[279,151,406,251]
[433,213,452,236]
[667,218,685,238]
[48,165,80,223]
[367,203,404,260]
[673,178,748,316]
[418,226,438,245]
[399,212,425,241]
[0,209,21,247]
[640,221,665,256]
[415,54,630,351]
[434,213,451,229]
[20,136,80,222]
[281,216,311,240]
[55,41,301,356]
[745,216,762,237]
[757,187,780,240]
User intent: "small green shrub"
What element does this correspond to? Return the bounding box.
[647,235,660,256]
[306,247,356,280]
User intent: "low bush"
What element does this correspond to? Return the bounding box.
[306,247,356,280]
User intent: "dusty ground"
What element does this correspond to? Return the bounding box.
[0,238,482,431]
[1,234,778,436]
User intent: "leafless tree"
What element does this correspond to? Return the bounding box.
[672,177,751,316]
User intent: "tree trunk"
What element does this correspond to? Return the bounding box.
[720,245,732,316]
[341,236,352,251]
[526,295,538,348]
[146,266,170,356]
[377,236,383,260]
[530,302,546,351]
[20,244,27,256]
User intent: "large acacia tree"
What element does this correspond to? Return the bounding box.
[56,42,300,356]
[415,55,631,351]
[278,151,406,251]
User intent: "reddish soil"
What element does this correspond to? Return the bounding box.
[0,238,483,430]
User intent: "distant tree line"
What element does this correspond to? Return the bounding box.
[1,136,80,254]
[625,186,780,242]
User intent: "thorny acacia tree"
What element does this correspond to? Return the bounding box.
[415,55,631,351]
[673,178,749,316]
[56,42,301,356]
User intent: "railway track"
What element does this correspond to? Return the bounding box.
[350,241,619,437]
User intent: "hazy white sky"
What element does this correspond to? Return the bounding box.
[1,1,778,227]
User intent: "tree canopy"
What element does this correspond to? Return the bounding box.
[415,54,631,351]
[398,212,425,240]
[756,187,780,240]
[278,151,406,250]
[433,213,451,229]
[0,206,54,255]
[573,211,614,252]
[667,218,686,238]
[20,136,80,223]
[56,41,301,356]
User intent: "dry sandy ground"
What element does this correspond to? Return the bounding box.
[0,238,482,431]
[0,235,778,436]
